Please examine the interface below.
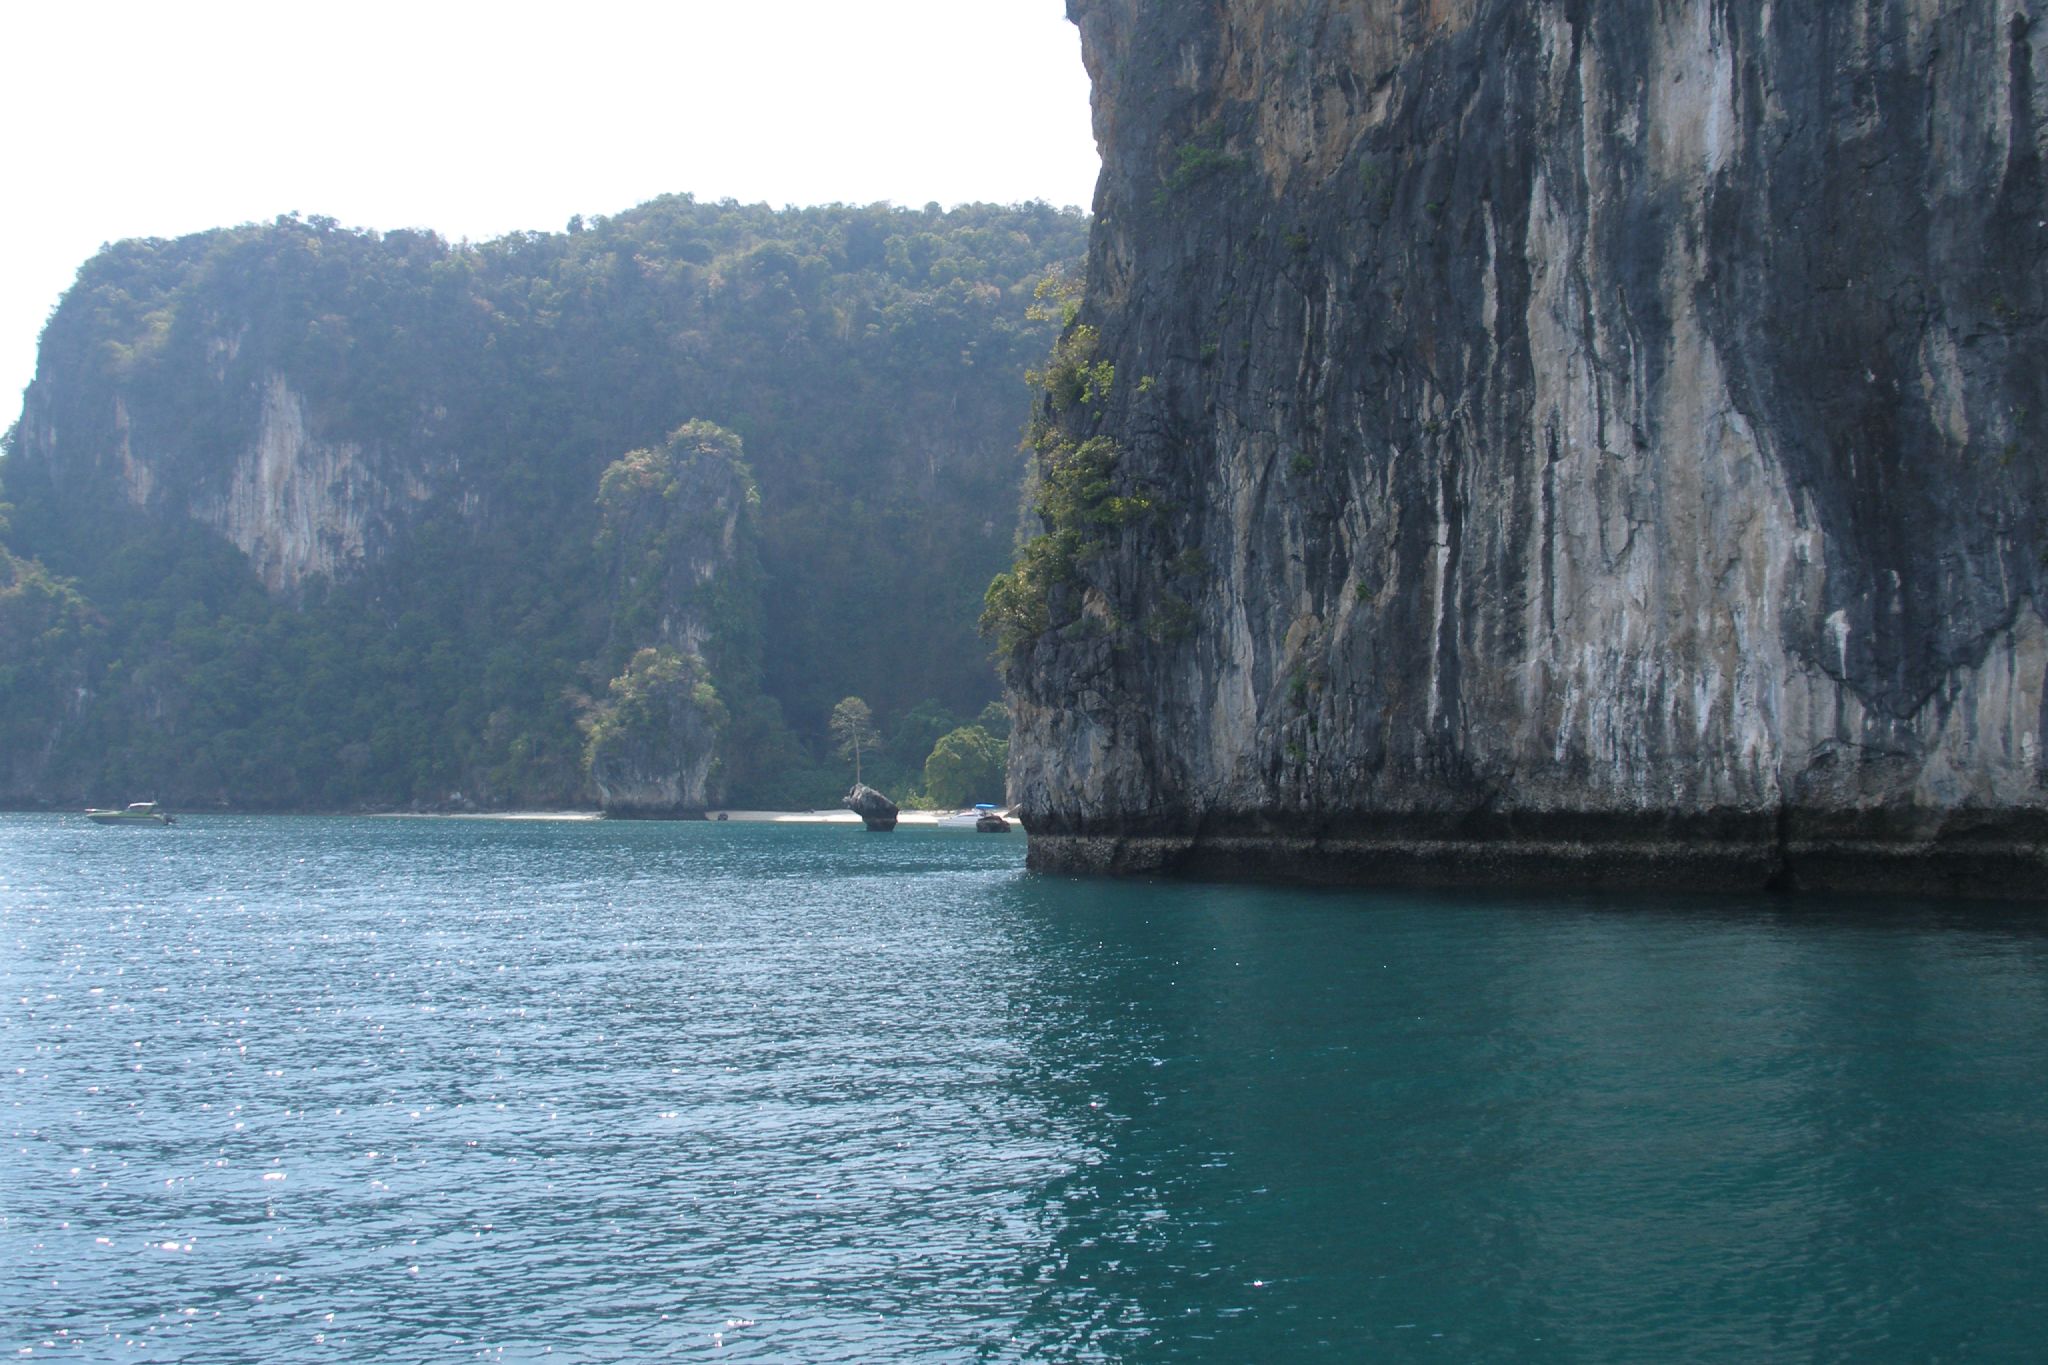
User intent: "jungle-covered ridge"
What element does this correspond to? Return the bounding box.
[0,197,1087,810]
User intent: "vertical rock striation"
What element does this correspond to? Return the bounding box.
[198,375,437,594]
[1007,0,2048,894]
[17,369,443,595]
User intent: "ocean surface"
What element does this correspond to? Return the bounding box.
[3,813,2046,1361]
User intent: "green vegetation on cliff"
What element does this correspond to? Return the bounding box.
[0,504,99,797]
[981,278,1147,660]
[583,647,727,813]
[1,198,1086,810]
[583,420,759,812]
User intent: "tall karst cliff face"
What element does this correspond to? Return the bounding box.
[1009,0,2048,892]
[585,422,761,816]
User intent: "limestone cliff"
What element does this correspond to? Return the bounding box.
[1006,0,2048,894]
[17,368,444,595]
[585,422,759,816]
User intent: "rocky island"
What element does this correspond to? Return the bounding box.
[843,782,900,831]
[995,0,2048,895]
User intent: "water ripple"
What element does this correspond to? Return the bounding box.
[5,817,2048,1359]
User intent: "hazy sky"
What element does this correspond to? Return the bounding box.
[0,0,1099,417]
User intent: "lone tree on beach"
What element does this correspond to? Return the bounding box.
[830,696,881,784]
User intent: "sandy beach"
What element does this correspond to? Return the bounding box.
[374,808,1008,825]
[710,808,1007,825]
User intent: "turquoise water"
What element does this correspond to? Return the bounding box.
[3,814,2047,1361]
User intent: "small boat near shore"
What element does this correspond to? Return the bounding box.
[85,802,175,826]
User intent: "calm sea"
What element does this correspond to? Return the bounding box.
[3,813,2046,1361]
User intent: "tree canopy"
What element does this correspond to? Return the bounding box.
[830,696,880,785]
[923,723,1008,808]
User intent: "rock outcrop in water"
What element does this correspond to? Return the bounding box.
[843,783,900,831]
[587,646,729,817]
[595,424,755,631]
[1003,0,2048,894]
[585,422,758,818]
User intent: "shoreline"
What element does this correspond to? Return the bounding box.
[709,809,1007,825]
[376,808,1009,826]
[12,805,1014,826]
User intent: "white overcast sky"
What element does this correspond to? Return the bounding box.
[0,0,1099,417]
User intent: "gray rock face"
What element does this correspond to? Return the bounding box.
[16,370,445,595]
[1008,0,2048,894]
[843,783,900,832]
[586,645,730,818]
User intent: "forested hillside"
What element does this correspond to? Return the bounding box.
[0,198,1085,810]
